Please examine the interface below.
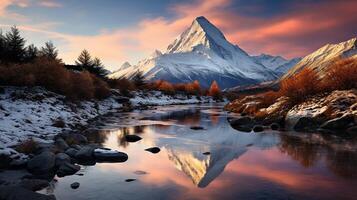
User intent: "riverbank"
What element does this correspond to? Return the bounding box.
[0,86,213,166]
[225,89,357,134]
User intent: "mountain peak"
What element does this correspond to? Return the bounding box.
[166,16,228,54]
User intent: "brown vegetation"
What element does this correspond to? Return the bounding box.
[15,139,38,154]
[0,58,110,100]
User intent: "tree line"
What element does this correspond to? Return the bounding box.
[0,26,107,78]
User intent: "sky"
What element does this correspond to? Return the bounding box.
[0,0,356,71]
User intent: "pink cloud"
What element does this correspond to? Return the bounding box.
[37,0,62,8]
[1,0,356,70]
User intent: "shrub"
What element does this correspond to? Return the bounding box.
[258,91,280,108]
[322,57,357,91]
[107,77,136,97]
[15,139,38,154]
[280,68,321,104]
[0,58,110,100]
[156,80,175,95]
[208,80,222,100]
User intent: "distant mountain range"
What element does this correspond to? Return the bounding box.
[110,16,299,89]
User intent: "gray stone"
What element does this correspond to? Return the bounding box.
[253,125,264,132]
[70,182,80,189]
[0,186,56,200]
[125,135,142,142]
[55,153,71,167]
[65,148,78,158]
[27,151,55,175]
[75,146,95,160]
[93,148,128,162]
[19,179,49,191]
[145,147,160,154]
[57,162,80,177]
[66,133,88,145]
[293,117,319,132]
[55,138,69,151]
[320,114,355,130]
[229,117,253,126]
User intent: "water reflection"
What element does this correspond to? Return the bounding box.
[49,104,357,200]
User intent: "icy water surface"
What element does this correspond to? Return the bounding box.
[41,104,357,200]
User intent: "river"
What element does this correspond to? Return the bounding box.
[39,104,357,200]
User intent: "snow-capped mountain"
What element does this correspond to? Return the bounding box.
[253,54,301,76]
[282,37,357,79]
[110,16,278,89]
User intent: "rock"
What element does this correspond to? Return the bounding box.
[55,153,71,167]
[125,135,142,142]
[190,126,204,130]
[0,186,56,200]
[320,114,355,130]
[65,148,78,158]
[70,182,80,189]
[347,126,357,134]
[9,159,27,169]
[19,179,49,191]
[270,123,280,130]
[229,117,254,132]
[232,126,252,132]
[145,147,160,154]
[229,117,253,126]
[293,117,319,132]
[75,146,95,161]
[125,179,136,182]
[27,151,55,175]
[55,138,69,151]
[66,133,88,145]
[202,152,210,155]
[57,162,80,177]
[253,125,264,132]
[93,148,128,162]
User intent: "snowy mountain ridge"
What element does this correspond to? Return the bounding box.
[110,16,298,88]
[253,54,301,76]
[282,37,357,79]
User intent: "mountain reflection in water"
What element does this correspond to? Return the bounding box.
[45,104,357,200]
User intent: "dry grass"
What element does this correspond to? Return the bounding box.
[0,58,110,100]
[322,57,357,91]
[15,139,38,154]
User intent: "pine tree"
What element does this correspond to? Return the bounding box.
[132,71,146,88]
[24,44,38,62]
[75,49,93,69]
[4,26,26,63]
[91,57,108,78]
[40,41,60,61]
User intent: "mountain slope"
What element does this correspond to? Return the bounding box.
[253,54,301,76]
[282,37,357,79]
[110,16,278,89]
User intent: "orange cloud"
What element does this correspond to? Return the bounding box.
[1,0,356,70]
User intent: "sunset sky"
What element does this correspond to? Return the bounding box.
[0,0,356,71]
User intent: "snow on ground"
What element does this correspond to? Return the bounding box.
[0,87,213,158]
[0,87,122,150]
[131,91,212,106]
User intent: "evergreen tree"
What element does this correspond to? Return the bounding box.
[75,50,107,78]
[4,26,26,63]
[40,41,60,62]
[24,44,38,62]
[75,49,93,69]
[132,71,146,88]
